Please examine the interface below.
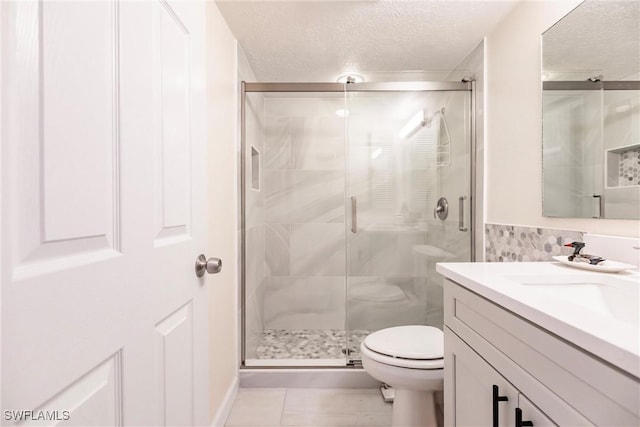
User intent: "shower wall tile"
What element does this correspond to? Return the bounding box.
[426,307,444,331]
[347,277,427,331]
[396,232,430,276]
[264,97,345,172]
[245,190,263,230]
[243,75,265,231]
[292,134,344,171]
[290,223,346,276]
[289,114,343,170]
[265,116,345,171]
[263,277,346,330]
[244,292,263,359]
[264,170,345,224]
[265,224,290,276]
[264,116,296,170]
[348,230,430,277]
[485,223,584,262]
[245,225,265,297]
[347,147,375,203]
[425,274,444,329]
[348,231,396,277]
[604,90,639,152]
[244,224,265,360]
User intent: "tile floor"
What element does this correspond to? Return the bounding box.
[224,388,392,427]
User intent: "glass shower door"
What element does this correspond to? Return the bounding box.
[542,88,603,218]
[242,88,350,366]
[344,88,472,361]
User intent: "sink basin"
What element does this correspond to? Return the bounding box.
[507,275,639,325]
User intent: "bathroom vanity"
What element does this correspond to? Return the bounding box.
[437,262,640,426]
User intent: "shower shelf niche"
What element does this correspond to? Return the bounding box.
[606,143,640,188]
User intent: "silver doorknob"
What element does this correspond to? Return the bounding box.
[195,254,222,277]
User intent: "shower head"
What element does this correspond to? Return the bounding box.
[424,108,446,127]
[398,107,446,138]
[398,110,426,138]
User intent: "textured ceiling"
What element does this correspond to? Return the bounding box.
[543,1,640,81]
[215,0,520,82]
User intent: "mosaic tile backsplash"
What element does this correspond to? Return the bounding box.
[619,146,640,186]
[485,224,585,262]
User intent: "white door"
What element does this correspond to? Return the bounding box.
[1,1,209,425]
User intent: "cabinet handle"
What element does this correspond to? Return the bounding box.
[515,407,534,427]
[492,385,509,427]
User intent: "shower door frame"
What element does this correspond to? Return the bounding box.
[239,80,476,368]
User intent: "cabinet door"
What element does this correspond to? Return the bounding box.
[445,327,518,427]
[518,394,558,427]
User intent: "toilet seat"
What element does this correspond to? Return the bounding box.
[361,325,444,370]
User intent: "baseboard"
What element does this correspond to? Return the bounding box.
[209,376,239,427]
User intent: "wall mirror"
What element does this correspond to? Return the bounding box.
[541,0,640,219]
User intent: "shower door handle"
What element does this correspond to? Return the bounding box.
[459,196,468,232]
[593,194,604,218]
[351,196,357,233]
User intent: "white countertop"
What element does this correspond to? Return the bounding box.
[436,261,640,379]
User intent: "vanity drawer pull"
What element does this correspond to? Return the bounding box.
[493,385,509,427]
[516,407,534,427]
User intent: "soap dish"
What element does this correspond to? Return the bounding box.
[552,256,637,273]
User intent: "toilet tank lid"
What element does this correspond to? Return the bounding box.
[364,325,444,360]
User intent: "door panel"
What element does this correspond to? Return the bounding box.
[1,1,208,425]
[42,1,117,242]
[31,353,124,427]
[155,303,194,427]
[154,1,192,243]
[7,0,120,281]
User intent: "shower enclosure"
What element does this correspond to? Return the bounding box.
[241,81,474,367]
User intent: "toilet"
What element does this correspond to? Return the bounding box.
[360,325,444,427]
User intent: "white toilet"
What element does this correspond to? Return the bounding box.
[360,325,444,427]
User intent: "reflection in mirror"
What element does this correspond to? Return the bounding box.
[542,1,640,219]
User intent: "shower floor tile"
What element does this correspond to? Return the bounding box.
[256,329,370,360]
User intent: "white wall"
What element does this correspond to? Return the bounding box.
[485,0,640,237]
[206,2,239,423]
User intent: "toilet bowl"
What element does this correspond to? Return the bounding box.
[360,325,444,427]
